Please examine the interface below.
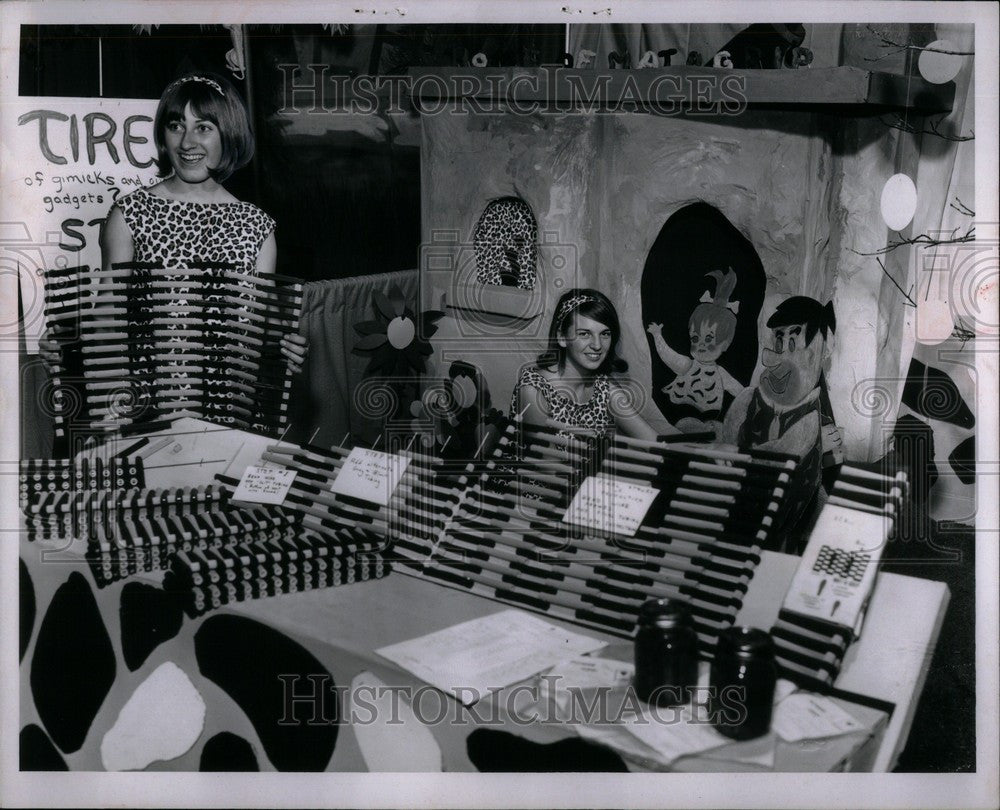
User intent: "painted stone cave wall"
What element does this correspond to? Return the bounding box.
[420,105,909,460]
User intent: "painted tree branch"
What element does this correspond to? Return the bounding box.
[852,223,976,257]
[863,26,975,62]
[875,257,917,307]
[880,114,974,142]
[950,197,975,217]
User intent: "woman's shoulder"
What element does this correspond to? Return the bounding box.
[217,197,276,235]
[517,364,557,388]
[113,185,153,213]
[240,201,276,232]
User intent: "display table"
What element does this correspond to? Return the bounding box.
[17,421,949,773]
[18,535,947,773]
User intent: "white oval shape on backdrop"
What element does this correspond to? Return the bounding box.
[349,670,443,771]
[918,40,964,84]
[100,661,206,771]
[880,173,918,232]
[915,298,955,345]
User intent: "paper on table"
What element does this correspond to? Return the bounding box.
[772,692,866,742]
[699,733,777,769]
[545,657,634,691]
[331,446,410,507]
[542,658,634,721]
[375,610,607,706]
[621,704,730,764]
[231,465,296,505]
[774,677,799,704]
[575,723,665,770]
[563,473,659,537]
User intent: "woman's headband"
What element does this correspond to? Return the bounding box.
[557,294,598,327]
[167,75,225,97]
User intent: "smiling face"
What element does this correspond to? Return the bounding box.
[759,322,824,407]
[689,316,733,363]
[164,103,223,185]
[559,313,612,376]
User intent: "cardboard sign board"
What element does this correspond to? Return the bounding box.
[0,97,159,352]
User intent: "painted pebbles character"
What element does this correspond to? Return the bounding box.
[647,268,743,434]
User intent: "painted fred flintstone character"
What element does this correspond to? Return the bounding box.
[719,295,843,545]
[646,269,743,434]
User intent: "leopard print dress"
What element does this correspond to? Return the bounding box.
[116,187,275,271]
[509,366,615,437]
[113,187,276,420]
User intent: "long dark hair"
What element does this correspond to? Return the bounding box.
[537,288,628,375]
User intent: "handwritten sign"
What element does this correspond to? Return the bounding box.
[231,465,297,505]
[0,97,159,351]
[331,447,410,506]
[562,474,658,537]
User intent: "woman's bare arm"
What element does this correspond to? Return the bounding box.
[255,230,277,275]
[100,205,135,271]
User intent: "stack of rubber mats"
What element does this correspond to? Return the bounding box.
[20,455,146,542]
[20,457,298,590]
[393,419,804,657]
[164,439,462,616]
[769,464,908,686]
[163,524,390,617]
[41,261,303,437]
[245,438,463,540]
[84,484,295,589]
[19,441,404,615]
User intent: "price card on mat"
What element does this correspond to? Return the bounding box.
[231,465,297,505]
[562,473,658,537]
[331,447,410,506]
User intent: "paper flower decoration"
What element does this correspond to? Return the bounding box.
[352,284,444,377]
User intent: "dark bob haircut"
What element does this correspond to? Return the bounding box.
[153,72,254,183]
[538,288,628,375]
[766,296,836,346]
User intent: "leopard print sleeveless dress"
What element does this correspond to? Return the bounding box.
[115,187,275,271]
[509,366,615,437]
[112,187,277,422]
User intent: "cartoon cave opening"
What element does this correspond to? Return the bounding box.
[641,202,766,432]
